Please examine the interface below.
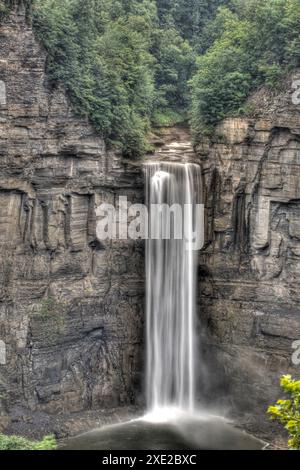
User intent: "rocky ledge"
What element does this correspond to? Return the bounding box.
[0,5,144,432]
[0,3,299,446]
[198,75,300,439]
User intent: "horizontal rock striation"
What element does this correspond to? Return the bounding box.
[147,126,198,164]
[0,5,144,429]
[198,77,300,436]
[0,2,299,444]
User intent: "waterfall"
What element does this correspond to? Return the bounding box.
[145,162,202,417]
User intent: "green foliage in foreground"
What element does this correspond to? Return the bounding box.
[268,375,300,450]
[0,434,57,450]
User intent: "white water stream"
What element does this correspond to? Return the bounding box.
[145,163,202,419]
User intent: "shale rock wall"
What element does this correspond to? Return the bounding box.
[0,6,144,430]
[0,2,299,442]
[198,77,300,434]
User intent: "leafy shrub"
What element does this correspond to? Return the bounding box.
[268,375,300,450]
[152,109,186,127]
[0,434,57,451]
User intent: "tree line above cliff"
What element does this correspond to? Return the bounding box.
[2,0,300,157]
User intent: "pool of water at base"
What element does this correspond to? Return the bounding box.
[61,414,265,451]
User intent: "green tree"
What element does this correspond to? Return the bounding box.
[33,0,157,158]
[191,7,253,137]
[19,0,299,154]
[268,375,300,450]
[191,0,300,141]
[156,0,232,45]
[151,27,195,124]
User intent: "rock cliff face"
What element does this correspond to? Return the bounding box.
[198,78,300,434]
[0,3,299,442]
[0,6,144,430]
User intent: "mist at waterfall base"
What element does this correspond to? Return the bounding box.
[62,163,264,451]
[145,162,202,420]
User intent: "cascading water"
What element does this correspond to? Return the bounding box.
[63,162,265,451]
[145,162,202,419]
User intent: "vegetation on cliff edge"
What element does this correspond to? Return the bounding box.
[2,0,299,156]
[31,0,230,157]
[191,0,300,140]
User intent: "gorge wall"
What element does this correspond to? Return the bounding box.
[0,5,144,432]
[0,3,300,442]
[198,81,300,435]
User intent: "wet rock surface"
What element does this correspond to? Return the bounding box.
[0,6,144,432]
[198,77,300,436]
[0,4,299,444]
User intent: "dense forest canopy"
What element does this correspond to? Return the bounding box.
[3,0,299,157]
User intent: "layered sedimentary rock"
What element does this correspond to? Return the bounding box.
[1,2,300,444]
[0,6,144,430]
[197,77,300,434]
